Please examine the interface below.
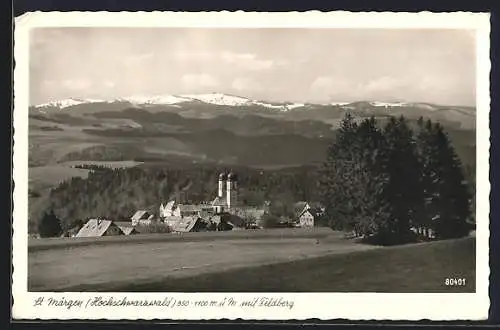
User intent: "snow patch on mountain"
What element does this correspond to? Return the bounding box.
[329,102,351,106]
[35,98,105,109]
[252,101,304,111]
[369,101,408,107]
[32,94,454,115]
[118,95,192,105]
[179,93,253,106]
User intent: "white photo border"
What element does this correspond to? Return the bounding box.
[12,11,491,321]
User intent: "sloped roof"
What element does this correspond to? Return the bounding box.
[211,197,227,207]
[170,216,204,232]
[76,219,115,238]
[131,210,152,221]
[294,201,310,214]
[221,213,246,227]
[114,221,137,235]
[163,200,176,211]
[178,204,203,213]
[114,221,134,227]
[299,207,323,219]
[119,226,137,235]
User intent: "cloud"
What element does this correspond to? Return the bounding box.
[221,51,256,62]
[124,53,154,64]
[172,51,215,61]
[222,51,274,71]
[172,50,275,71]
[362,76,404,92]
[181,73,219,89]
[310,76,350,91]
[61,79,92,91]
[103,81,116,88]
[310,76,334,90]
[309,75,413,102]
[231,77,261,91]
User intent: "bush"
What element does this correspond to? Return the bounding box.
[262,214,281,228]
[362,229,419,246]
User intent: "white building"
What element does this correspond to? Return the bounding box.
[211,172,238,212]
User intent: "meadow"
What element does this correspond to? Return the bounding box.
[28,228,475,293]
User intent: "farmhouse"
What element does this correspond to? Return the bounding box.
[75,219,124,238]
[296,202,324,228]
[168,216,209,233]
[131,210,155,226]
[160,201,213,219]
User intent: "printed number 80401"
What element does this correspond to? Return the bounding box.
[445,278,467,286]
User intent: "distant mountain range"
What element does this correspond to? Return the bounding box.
[34,93,306,112]
[32,92,475,130]
[28,92,476,178]
[32,92,474,113]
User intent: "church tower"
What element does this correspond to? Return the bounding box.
[218,172,227,198]
[226,172,237,209]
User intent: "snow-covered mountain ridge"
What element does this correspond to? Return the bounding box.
[34,93,308,111]
[32,93,474,117]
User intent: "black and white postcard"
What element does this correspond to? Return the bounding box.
[12,11,491,320]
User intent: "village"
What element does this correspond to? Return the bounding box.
[72,172,325,238]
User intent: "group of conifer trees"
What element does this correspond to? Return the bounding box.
[319,113,474,245]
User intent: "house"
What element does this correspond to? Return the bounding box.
[169,216,210,233]
[211,196,227,213]
[297,203,324,228]
[131,210,155,226]
[61,224,83,238]
[114,221,139,235]
[75,219,123,238]
[159,200,177,218]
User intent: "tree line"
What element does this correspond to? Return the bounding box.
[319,113,474,245]
[33,164,322,235]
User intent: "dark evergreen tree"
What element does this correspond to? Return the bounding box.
[422,122,472,238]
[376,116,424,243]
[38,209,62,238]
[319,113,360,233]
[415,117,436,238]
[319,114,387,237]
[354,117,391,236]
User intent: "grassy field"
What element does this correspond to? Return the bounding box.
[29,165,90,191]
[116,237,474,293]
[28,229,475,293]
[28,227,335,251]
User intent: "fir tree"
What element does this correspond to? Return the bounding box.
[319,114,387,237]
[377,116,424,242]
[319,112,359,232]
[38,209,62,238]
[424,123,472,238]
[415,118,436,238]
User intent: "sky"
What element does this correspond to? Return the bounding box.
[29,28,476,106]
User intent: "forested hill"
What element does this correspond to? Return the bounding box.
[30,164,321,231]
